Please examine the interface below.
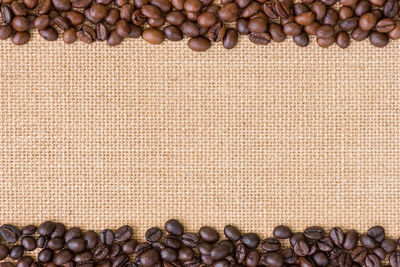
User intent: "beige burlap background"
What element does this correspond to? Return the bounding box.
[1,33,400,241]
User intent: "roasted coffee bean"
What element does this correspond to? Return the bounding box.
[73,251,93,263]
[242,2,260,17]
[339,6,353,19]
[260,252,284,267]
[112,254,128,267]
[369,31,389,46]
[343,230,358,251]
[65,227,82,242]
[283,248,298,264]
[281,14,295,24]
[83,231,98,250]
[143,227,161,243]
[0,25,13,39]
[36,0,51,14]
[0,225,20,243]
[283,22,302,35]
[336,30,350,47]
[294,241,310,257]
[96,260,112,267]
[148,17,165,27]
[105,8,120,25]
[89,3,107,20]
[94,245,110,260]
[197,12,217,27]
[178,247,194,262]
[263,1,278,18]
[294,3,309,15]
[313,252,329,266]
[274,0,292,18]
[34,14,50,29]
[248,17,267,32]
[0,263,15,267]
[99,229,114,245]
[268,22,286,41]
[360,234,377,249]
[222,225,241,241]
[245,250,260,267]
[122,239,138,254]
[208,21,226,41]
[12,16,30,31]
[340,18,358,31]
[185,11,198,21]
[108,243,122,258]
[115,19,130,37]
[364,254,382,267]
[119,3,133,21]
[161,248,178,262]
[317,237,334,252]
[338,253,352,267]
[37,235,49,248]
[52,16,69,30]
[134,242,151,256]
[218,2,239,21]
[164,234,181,249]
[11,1,26,16]
[311,1,326,20]
[199,226,219,243]
[291,233,306,247]
[352,27,370,40]
[176,233,198,248]
[236,18,250,34]
[49,223,65,239]
[38,248,53,263]
[389,251,400,267]
[295,11,315,25]
[9,245,24,260]
[372,248,386,260]
[16,256,33,267]
[235,243,248,264]
[298,256,314,267]
[11,30,30,44]
[359,12,377,30]
[210,245,230,260]
[329,228,345,247]
[384,0,398,17]
[355,1,371,16]
[165,11,185,26]
[381,239,397,253]
[67,238,86,253]
[367,227,385,243]
[71,0,91,7]
[260,238,281,252]
[21,236,37,251]
[322,8,338,26]
[317,35,335,46]
[139,249,160,266]
[1,5,14,24]
[0,245,8,260]
[23,0,38,9]
[53,249,74,266]
[51,0,71,11]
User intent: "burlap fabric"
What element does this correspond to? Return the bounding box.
[1,34,400,240]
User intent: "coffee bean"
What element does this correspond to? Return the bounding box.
[336,30,350,47]
[65,227,82,242]
[311,1,327,20]
[160,248,178,262]
[274,0,292,18]
[142,27,164,44]
[96,260,112,267]
[352,27,369,40]
[383,0,398,17]
[53,249,74,266]
[38,248,53,263]
[67,238,86,253]
[112,254,128,267]
[198,242,212,255]
[115,19,130,37]
[120,3,133,21]
[322,8,338,26]
[0,245,8,260]
[248,17,267,32]
[89,3,107,20]
[93,245,110,260]
[128,25,141,38]
[294,241,310,257]
[260,252,284,267]
[71,0,91,8]
[364,254,382,267]
[313,252,329,266]
[210,245,230,260]
[49,223,65,239]
[317,237,334,252]
[355,1,371,16]
[359,12,377,30]
[177,247,194,262]
[298,256,314,267]
[139,249,160,266]
[34,14,50,29]
[0,225,20,244]
[236,18,250,34]
[263,1,278,18]
[283,22,302,35]
[11,1,26,16]
[0,263,15,267]
[199,226,219,243]
[121,240,137,255]
[197,12,217,27]
[291,233,306,247]
[21,236,37,251]
[144,227,162,243]
[338,252,352,267]
[245,250,260,267]
[218,3,239,21]
[339,6,353,19]
[360,234,377,249]
[234,243,247,264]
[12,16,30,31]
[208,21,226,41]
[294,3,309,15]
[242,2,260,17]
[390,251,400,267]
[16,256,33,267]
[36,0,51,14]
[259,238,281,252]
[1,5,14,24]
[340,17,358,31]
[9,245,24,260]
[164,221,184,237]
[328,228,344,247]
[51,0,71,11]
[343,230,358,251]
[0,25,12,39]
[23,0,38,9]
[372,247,386,260]
[369,31,389,46]
[295,11,315,25]
[268,22,286,42]
[380,239,397,253]
[317,35,335,46]
[52,16,69,30]
[62,27,77,43]
[76,25,96,42]
[104,8,120,24]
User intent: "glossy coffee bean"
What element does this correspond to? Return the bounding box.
[62,27,77,43]
[142,28,164,44]
[369,31,389,46]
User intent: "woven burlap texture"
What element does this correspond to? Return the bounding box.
[1,34,400,240]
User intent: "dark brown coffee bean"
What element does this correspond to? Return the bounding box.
[336,30,350,47]
[242,2,261,17]
[290,233,306,247]
[160,248,178,262]
[164,234,181,249]
[115,0,128,7]
[317,36,335,46]
[199,226,219,243]
[316,237,334,252]
[52,16,69,30]
[21,236,37,251]
[74,251,93,263]
[359,12,377,30]
[10,1,26,16]
[76,24,96,43]
[360,234,377,249]
[48,223,65,239]
[71,0,91,8]
[329,228,344,247]
[122,240,138,255]
[197,12,217,27]
[209,245,229,260]
[274,0,292,18]
[293,3,309,15]
[115,19,130,37]
[298,256,314,267]
[96,260,112,267]
[23,0,38,9]
[390,251,400,267]
[112,254,128,267]
[248,17,267,32]
[322,8,338,27]
[266,22,285,41]
[62,11,81,26]
[338,253,352,267]
[364,254,382,267]
[151,241,165,252]
[67,238,86,253]
[144,227,162,243]
[281,248,296,265]
[340,0,357,5]
[310,1,326,20]
[313,252,329,266]
[38,248,53,263]
[355,1,370,16]
[261,238,281,252]
[198,242,212,256]
[134,243,151,257]
[11,16,30,31]
[129,9,145,23]
[16,256,33,267]
[9,245,24,260]
[245,250,260,267]
[1,6,14,25]
[384,0,398,18]
[99,229,114,245]
[54,249,74,266]
[372,248,386,261]
[218,3,239,21]
[339,6,353,20]
[166,11,185,26]
[352,27,370,40]
[148,17,165,26]
[185,11,198,21]
[221,225,240,242]
[376,18,395,31]
[283,22,302,35]
[261,252,284,267]
[105,8,120,25]
[139,249,160,266]
[89,4,107,20]
[33,14,49,29]
[178,247,194,262]
[369,0,385,7]
[183,0,201,12]
[294,241,310,257]
[65,227,82,242]
[369,31,389,46]
[36,0,51,14]
[340,17,358,31]
[47,237,64,251]
[93,245,110,260]
[236,18,249,34]
[37,235,49,248]
[0,245,8,260]
[142,27,164,44]
[51,0,71,11]
[295,11,315,25]
[0,25,13,39]
[263,1,278,18]
[381,239,397,254]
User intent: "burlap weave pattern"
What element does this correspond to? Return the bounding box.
[1,34,400,240]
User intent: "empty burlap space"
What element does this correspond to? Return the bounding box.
[1,33,400,241]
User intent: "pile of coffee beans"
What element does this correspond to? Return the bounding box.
[0,221,400,267]
[0,0,400,49]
